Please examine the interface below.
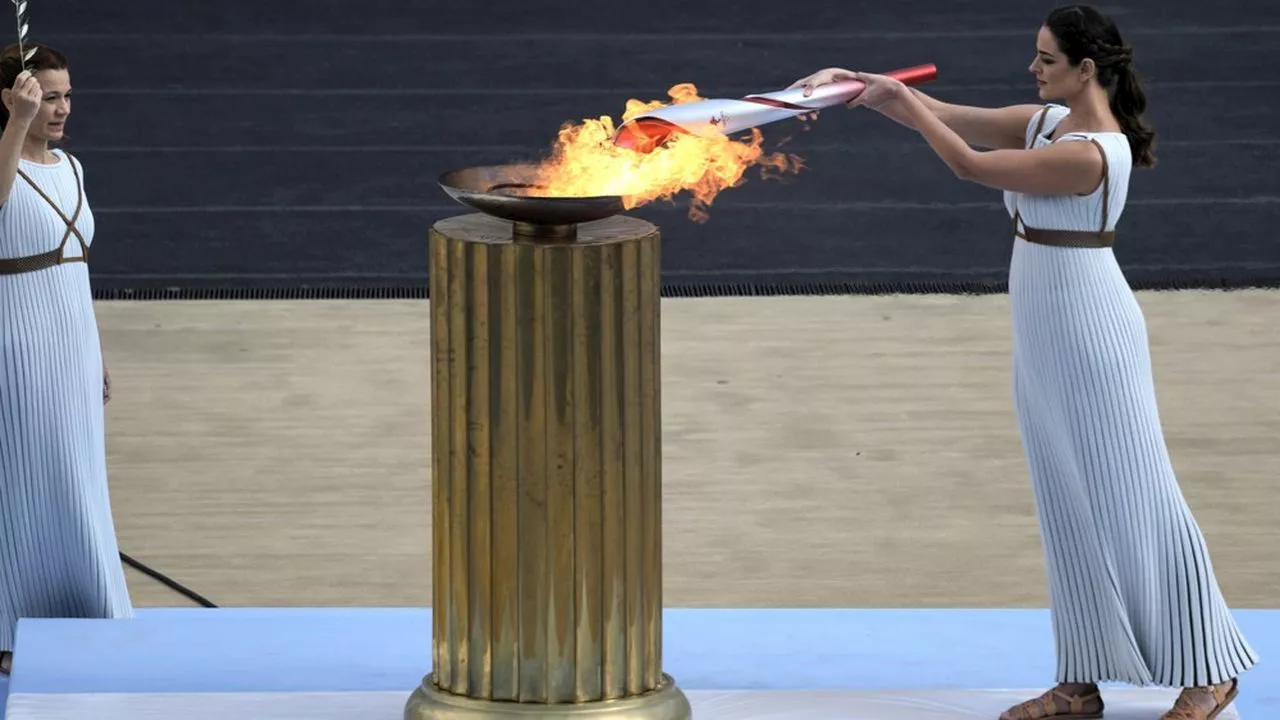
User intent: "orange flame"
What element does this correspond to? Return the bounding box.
[529,83,804,222]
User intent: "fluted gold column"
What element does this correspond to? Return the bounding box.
[405,213,691,720]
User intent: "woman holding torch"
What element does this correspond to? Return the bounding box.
[792,5,1255,719]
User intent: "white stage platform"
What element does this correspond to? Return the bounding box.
[0,688,1243,719]
[1,608,1272,719]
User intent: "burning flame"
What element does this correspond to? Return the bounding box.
[529,83,804,222]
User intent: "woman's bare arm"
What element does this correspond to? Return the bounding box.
[894,88,1102,195]
[0,72,42,205]
[871,89,1042,150]
[0,115,31,204]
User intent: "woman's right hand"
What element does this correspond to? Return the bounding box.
[788,67,859,97]
[6,71,42,124]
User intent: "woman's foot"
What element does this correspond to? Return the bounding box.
[999,683,1104,719]
[0,651,11,675]
[1160,678,1239,720]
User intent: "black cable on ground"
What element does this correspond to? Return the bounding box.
[119,551,219,608]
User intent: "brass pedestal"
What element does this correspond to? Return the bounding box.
[406,214,691,720]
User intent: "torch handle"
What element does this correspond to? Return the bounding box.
[884,63,939,86]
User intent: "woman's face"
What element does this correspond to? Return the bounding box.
[1028,26,1084,101]
[28,68,71,142]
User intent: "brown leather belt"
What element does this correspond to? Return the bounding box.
[1016,227,1115,248]
[0,247,84,275]
[0,157,88,276]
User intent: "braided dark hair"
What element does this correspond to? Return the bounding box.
[0,42,68,128]
[1044,5,1156,168]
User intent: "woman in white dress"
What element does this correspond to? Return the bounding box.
[0,43,133,676]
[791,5,1256,719]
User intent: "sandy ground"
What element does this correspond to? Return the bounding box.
[95,290,1279,610]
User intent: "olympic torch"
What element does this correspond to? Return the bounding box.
[613,63,938,152]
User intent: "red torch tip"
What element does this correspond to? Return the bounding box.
[612,117,687,153]
[886,63,938,86]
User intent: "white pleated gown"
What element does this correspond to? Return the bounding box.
[1005,105,1258,688]
[0,150,133,653]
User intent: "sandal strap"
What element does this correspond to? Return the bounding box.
[1003,686,1103,719]
[1052,687,1103,713]
[1163,680,1238,720]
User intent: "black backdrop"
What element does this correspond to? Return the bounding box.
[36,0,1280,296]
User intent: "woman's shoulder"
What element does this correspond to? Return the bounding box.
[19,149,83,176]
[55,148,83,173]
[1024,104,1071,144]
[1040,103,1071,117]
[1054,130,1132,165]
[38,149,87,188]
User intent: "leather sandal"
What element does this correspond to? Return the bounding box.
[1160,679,1238,720]
[1000,684,1105,719]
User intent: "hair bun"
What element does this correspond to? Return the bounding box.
[1105,46,1134,68]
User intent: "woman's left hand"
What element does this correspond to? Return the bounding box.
[843,72,909,110]
[103,362,111,405]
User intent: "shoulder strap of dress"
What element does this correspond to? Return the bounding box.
[1086,138,1111,232]
[1011,106,1054,236]
[1028,105,1051,149]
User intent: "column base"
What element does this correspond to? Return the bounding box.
[404,674,692,720]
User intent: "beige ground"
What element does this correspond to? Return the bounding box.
[99,290,1280,611]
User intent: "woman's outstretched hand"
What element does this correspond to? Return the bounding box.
[788,68,908,110]
[842,72,908,110]
[789,67,859,96]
